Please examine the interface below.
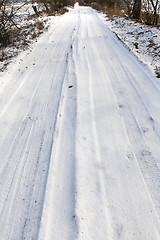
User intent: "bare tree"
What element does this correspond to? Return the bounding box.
[149,0,159,24]
[0,0,26,47]
[142,0,160,24]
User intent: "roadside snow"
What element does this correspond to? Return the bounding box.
[100,14,160,77]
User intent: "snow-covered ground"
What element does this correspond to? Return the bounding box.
[103,15,160,77]
[1,3,160,240]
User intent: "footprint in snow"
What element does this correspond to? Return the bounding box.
[126,147,134,161]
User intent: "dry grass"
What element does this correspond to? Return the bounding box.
[141,12,160,25]
[57,7,68,15]
[36,20,45,31]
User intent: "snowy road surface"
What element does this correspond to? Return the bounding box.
[1,3,160,240]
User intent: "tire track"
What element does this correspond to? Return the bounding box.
[90,12,160,221]
[74,12,114,239]
[38,32,78,240]
[0,13,77,240]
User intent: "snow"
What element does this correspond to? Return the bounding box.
[1,3,160,240]
[102,14,160,77]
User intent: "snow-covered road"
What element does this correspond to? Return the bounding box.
[1,3,160,240]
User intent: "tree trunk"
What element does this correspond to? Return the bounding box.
[131,0,141,20]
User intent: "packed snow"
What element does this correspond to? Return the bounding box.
[1,3,160,240]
